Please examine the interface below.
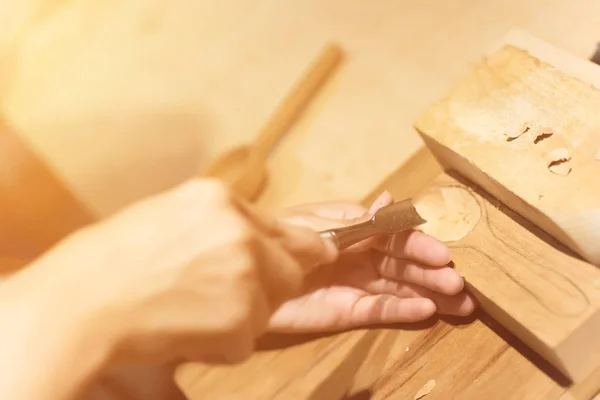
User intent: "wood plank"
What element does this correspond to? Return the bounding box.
[353,152,599,400]
[415,44,600,266]
[415,39,600,383]
[413,171,600,382]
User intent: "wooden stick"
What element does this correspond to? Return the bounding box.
[252,42,342,158]
[202,42,343,201]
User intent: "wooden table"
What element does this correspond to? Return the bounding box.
[169,2,600,399]
[175,148,600,400]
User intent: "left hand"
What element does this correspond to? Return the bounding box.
[268,191,476,333]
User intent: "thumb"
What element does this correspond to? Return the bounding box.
[277,192,394,251]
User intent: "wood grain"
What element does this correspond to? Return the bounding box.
[178,148,600,400]
[413,40,600,382]
[415,44,600,267]
[413,172,600,382]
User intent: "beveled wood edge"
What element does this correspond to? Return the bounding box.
[367,145,600,400]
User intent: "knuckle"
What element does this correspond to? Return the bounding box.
[221,298,252,332]
[223,337,255,364]
[227,224,261,264]
[203,179,232,202]
[232,227,260,252]
[230,244,259,282]
[175,178,232,204]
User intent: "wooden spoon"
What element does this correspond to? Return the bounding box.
[204,42,343,201]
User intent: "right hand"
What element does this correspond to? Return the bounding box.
[16,179,337,365]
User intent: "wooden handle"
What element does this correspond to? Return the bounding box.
[253,42,343,157]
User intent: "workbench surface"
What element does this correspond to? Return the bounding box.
[170,1,600,399]
[176,148,600,399]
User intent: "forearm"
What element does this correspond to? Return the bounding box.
[0,265,112,399]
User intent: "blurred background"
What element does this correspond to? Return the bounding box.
[1,0,598,220]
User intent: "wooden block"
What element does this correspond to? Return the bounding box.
[415,43,600,267]
[412,172,600,383]
[413,33,600,383]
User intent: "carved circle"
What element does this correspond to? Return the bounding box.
[413,185,481,242]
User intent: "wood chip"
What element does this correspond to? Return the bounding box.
[505,123,530,139]
[414,379,436,400]
[532,126,554,144]
[546,147,571,176]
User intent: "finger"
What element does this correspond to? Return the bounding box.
[277,192,394,254]
[281,222,341,268]
[277,202,369,223]
[348,295,436,325]
[254,234,307,307]
[248,276,274,336]
[367,191,394,213]
[232,197,338,268]
[374,230,451,267]
[277,191,393,230]
[279,211,375,255]
[433,291,476,316]
[277,205,370,231]
[343,191,393,252]
[230,194,284,236]
[374,254,464,295]
[362,279,476,317]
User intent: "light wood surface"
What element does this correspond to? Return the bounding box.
[415,172,600,382]
[415,45,600,267]
[176,148,600,400]
[415,43,600,382]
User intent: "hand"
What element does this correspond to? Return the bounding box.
[16,179,337,365]
[269,192,476,332]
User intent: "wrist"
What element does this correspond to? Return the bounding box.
[0,262,114,399]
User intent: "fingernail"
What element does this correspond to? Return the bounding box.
[314,208,347,220]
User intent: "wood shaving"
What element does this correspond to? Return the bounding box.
[532,127,554,144]
[414,379,436,400]
[546,147,571,176]
[549,163,571,175]
[505,123,529,140]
